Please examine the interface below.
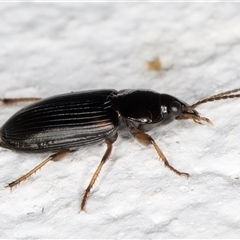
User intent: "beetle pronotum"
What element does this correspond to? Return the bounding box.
[1,88,240,211]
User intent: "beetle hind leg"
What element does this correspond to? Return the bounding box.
[1,97,41,105]
[7,150,69,189]
[133,131,190,178]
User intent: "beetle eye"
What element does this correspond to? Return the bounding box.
[171,101,182,116]
[171,105,178,113]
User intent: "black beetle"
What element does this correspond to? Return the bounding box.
[1,88,240,211]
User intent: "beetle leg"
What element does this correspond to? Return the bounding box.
[0,97,41,105]
[7,150,69,189]
[133,131,190,178]
[80,135,117,212]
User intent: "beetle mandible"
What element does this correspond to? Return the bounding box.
[1,88,240,211]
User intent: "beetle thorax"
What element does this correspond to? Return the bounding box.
[111,89,164,124]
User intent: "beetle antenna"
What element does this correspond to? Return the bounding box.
[190,88,240,109]
[179,88,240,125]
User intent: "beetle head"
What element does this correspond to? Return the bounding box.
[160,94,212,125]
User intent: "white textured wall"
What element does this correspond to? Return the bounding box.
[1,3,240,238]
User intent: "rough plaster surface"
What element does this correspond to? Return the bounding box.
[0,3,240,239]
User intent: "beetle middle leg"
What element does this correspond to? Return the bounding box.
[81,134,118,212]
[132,131,189,178]
[7,150,69,189]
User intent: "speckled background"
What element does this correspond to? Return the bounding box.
[0,2,240,238]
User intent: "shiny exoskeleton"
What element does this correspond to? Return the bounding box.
[1,88,240,211]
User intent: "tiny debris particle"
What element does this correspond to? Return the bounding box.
[146,58,162,71]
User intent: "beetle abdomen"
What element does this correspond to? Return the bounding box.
[0,90,119,152]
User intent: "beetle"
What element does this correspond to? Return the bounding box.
[1,88,240,211]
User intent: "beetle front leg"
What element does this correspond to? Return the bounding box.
[132,130,189,178]
[7,150,69,188]
[80,134,118,212]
